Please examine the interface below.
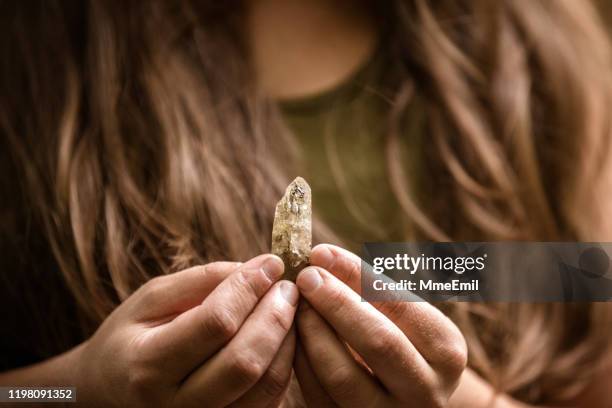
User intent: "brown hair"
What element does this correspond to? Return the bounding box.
[2,0,612,404]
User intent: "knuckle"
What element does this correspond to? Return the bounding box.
[126,332,157,367]
[297,305,319,334]
[140,276,167,303]
[267,307,292,333]
[428,393,448,408]
[325,364,358,400]
[343,257,362,284]
[190,264,209,279]
[203,307,238,341]
[437,340,468,379]
[321,285,349,314]
[258,367,289,398]
[126,364,157,397]
[368,328,400,359]
[332,252,361,284]
[229,352,266,386]
[378,301,407,322]
[235,269,266,300]
[200,262,232,278]
[142,275,161,288]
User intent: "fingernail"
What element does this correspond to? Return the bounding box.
[314,245,335,269]
[261,256,284,280]
[280,281,299,306]
[297,267,323,293]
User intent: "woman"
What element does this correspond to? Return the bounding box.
[1,0,611,406]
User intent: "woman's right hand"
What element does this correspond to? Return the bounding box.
[75,254,299,407]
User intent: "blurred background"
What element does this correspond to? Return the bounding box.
[599,0,612,26]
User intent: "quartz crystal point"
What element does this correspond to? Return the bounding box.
[271,177,312,281]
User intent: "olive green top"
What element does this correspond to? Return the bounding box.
[279,47,420,251]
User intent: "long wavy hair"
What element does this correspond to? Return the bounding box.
[2,0,612,404]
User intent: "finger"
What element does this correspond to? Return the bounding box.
[296,266,438,403]
[140,254,284,381]
[294,338,338,408]
[229,327,296,408]
[175,281,299,407]
[311,244,467,378]
[129,261,242,321]
[297,301,388,408]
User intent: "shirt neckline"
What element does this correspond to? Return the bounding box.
[277,42,386,115]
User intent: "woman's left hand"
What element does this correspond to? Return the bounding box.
[294,244,468,408]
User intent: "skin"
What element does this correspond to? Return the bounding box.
[1,255,300,407]
[295,244,467,407]
[245,0,379,99]
[0,246,522,407]
[298,245,531,408]
[2,1,611,407]
[249,0,612,406]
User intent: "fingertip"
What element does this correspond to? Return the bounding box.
[267,253,284,265]
[261,255,285,280]
[311,244,335,268]
[296,267,323,293]
[243,253,281,266]
[279,280,299,306]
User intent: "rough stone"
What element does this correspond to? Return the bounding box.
[271,177,312,281]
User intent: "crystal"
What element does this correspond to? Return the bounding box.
[271,177,312,281]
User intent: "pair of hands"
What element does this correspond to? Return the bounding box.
[74,244,467,407]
